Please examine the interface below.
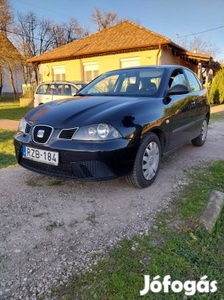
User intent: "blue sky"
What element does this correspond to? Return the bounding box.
[11,0,224,61]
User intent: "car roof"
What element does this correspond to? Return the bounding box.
[108,65,188,72]
[39,81,86,85]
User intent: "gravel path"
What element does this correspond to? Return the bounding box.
[0,118,224,299]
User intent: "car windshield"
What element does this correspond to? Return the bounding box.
[78,68,165,97]
[74,82,86,90]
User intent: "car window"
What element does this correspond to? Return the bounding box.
[47,84,61,95]
[120,76,138,92]
[169,69,188,88]
[88,75,119,94]
[184,69,202,91]
[36,84,48,94]
[81,68,165,96]
[36,83,79,96]
[63,84,72,95]
[71,85,77,95]
[75,83,85,90]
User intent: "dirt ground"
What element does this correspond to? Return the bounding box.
[0,117,224,299]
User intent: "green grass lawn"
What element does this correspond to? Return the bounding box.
[0,129,17,168]
[0,104,31,120]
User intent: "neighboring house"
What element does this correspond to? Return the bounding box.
[0,33,23,94]
[27,21,217,87]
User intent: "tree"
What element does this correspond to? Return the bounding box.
[90,7,120,31]
[0,65,3,96]
[208,68,224,104]
[0,0,14,98]
[0,33,24,99]
[179,36,220,61]
[14,12,89,84]
[0,0,13,31]
[50,18,89,48]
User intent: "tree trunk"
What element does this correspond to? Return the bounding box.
[7,62,17,100]
[33,63,39,84]
[0,66,3,100]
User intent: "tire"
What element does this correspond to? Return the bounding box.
[126,132,161,188]
[192,118,208,147]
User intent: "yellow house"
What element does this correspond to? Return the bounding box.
[27,20,215,85]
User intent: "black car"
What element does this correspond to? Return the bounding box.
[14,65,210,188]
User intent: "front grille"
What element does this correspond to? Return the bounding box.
[20,157,74,178]
[19,157,116,180]
[78,161,114,178]
[58,128,78,139]
[32,125,53,144]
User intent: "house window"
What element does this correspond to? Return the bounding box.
[52,66,66,81]
[120,57,140,68]
[83,62,99,82]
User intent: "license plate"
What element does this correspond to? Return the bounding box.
[22,146,59,166]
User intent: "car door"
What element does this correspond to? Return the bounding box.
[165,68,199,151]
[183,68,208,133]
[35,83,62,105]
[34,83,51,106]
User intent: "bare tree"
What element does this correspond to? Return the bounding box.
[0,0,13,31]
[61,18,89,42]
[7,62,18,98]
[91,7,120,31]
[16,12,55,58]
[14,12,89,84]
[16,12,89,56]
[0,65,3,97]
[14,12,55,83]
[179,36,220,60]
[0,33,24,99]
[0,0,14,98]
[50,18,89,48]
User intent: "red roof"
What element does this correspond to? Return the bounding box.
[27,20,174,63]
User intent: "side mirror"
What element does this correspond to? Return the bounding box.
[168,84,190,95]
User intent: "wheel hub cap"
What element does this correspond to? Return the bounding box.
[142,142,159,180]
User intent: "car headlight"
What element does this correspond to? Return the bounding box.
[18,118,28,134]
[73,123,122,140]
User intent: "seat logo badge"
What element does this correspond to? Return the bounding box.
[37,129,45,138]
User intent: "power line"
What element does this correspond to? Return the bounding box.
[4,27,76,44]
[177,25,224,39]
[14,0,74,20]
[5,28,45,42]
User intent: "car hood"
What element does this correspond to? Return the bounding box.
[25,96,161,128]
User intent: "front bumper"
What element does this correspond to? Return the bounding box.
[14,134,138,181]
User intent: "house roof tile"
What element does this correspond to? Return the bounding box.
[27,20,174,63]
[0,33,23,61]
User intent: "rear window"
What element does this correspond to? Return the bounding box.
[36,83,79,96]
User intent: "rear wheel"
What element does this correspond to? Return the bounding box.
[192,117,208,146]
[126,133,161,188]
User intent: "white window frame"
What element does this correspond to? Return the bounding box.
[83,62,99,82]
[120,57,140,68]
[52,65,66,81]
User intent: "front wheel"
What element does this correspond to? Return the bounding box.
[126,133,161,188]
[192,118,208,147]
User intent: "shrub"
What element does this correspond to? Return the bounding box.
[208,68,224,104]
